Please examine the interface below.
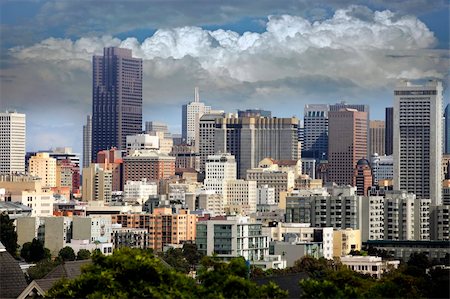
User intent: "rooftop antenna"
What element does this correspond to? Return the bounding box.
[194,86,200,103]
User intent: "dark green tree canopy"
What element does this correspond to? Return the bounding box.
[20,238,50,263]
[76,249,91,260]
[0,212,18,257]
[58,246,76,262]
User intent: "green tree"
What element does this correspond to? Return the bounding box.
[182,242,203,268]
[76,249,91,260]
[58,246,76,262]
[20,238,51,263]
[160,248,190,273]
[0,212,18,256]
[26,259,60,282]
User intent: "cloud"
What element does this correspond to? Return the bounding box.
[2,6,448,153]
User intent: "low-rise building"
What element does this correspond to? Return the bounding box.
[333,229,361,257]
[340,255,400,278]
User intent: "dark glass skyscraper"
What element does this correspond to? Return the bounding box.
[92,47,143,163]
[385,107,393,155]
[445,103,449,154]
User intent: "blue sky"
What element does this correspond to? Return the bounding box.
[0,0,448,154]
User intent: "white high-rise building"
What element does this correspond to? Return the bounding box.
[126,134,159,152]
[124,179,158,205]
[182,87,211,147]
[0,111,26,174]
[83,115,92,168]
[394,80,443,205]
[204,153,237,196]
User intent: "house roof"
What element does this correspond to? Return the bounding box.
[0,245,28,299]
[44,259,91,280]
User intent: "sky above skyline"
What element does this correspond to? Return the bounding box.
[1,0,449,155]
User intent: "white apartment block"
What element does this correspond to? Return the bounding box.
[124,179,158,205]
[126,134,159,152]
[72,215,113,243]
[0,111,26,174]
[204,153,237,196]
[224,179,257,215]
[257,185,275,205]
[340,256,400,279]
[182,87,211,147]
[394,80,443,205]
[28,153,57,188]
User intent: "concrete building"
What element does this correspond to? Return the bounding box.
[353,159,372,196]
[301,158,316,179]
[237,109,272,118]
[123,179,158,205]
[370,154,394,185]
[385,107,394,156]
[126,134,159,152]
[196,216,269,261]
[246,168,294,204]
[0,174,55,217]
[204,153,237,196]
[215,116,299,178]
[328,109,368,185]
[72,215,112,243]
[257,185,275,205]
[445,104,449,154]
[182,87,211,146]
[224,179,257,215]
[198,113,225,172]
[123,150,175,182]
[333,229,362,257]
[82,164,112,202]
[145,121,170,138]
[0,200,32,220]
[82,115,92,168]
[394,80,443,205]
[369,120,385,156]
[0,111,26,174]
[92,47,143,160]
[170,144,200,171]
[28,153,57,188]
[112,208,196,251]
[431,205,449,240]
[340,256,400,278]
[270,241,324,267]
[41,216,73,256]
[197,190,225,215]
[112,225,150,249]
[302,104,329,160]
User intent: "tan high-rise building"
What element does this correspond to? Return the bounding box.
[82,164,112,202]
[328,109,368,186]
[111,208,196,251]
[29,153,57,187]
[369,120,385,156]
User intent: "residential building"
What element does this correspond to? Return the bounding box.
[257,185,276,205]
[246,168,294,204]
[224,179,257,215]
[385,107,394,155]
[302,104,329,160]
[123,150,175,182]
[112,225,150,249]
[83,115,92,168]
[92,47,143,161]
[0,111,26,174]
[340,256,400,279]
[353,158,372,196]
[394,80,443,205]
[28,153,57,187]
[431,205,449,240]
[196,216,269,261]
[123,179,158,205]
[72,215,112,243]
[333,229,362,257]
[369,120,385,155]
[82,164,112,202]
[204,153,237,196]
[328,109,368,185]
[196,190,224,215]
[182,87,211,146]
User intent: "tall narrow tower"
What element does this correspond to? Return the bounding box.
[394,80,443,205]
[83,115,92,168]
[92,47,143,162]
[0,111,26,174]
[181,87,211,146]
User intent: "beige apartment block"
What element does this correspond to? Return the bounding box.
[29,153,57,188]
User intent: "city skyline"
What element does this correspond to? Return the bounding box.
[0,1,449,155]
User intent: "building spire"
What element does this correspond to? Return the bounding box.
[194,86,200,103]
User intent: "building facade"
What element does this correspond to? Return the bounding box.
[385,107,393,156]
[302,104,329,160]
[92,47,143,161]
[0,111,26,175]
[393,80,443,205]
[83,115,92,168]
[123,150,175,182]
[369,120,385,156]
[29,153,57,188]
[182,87,211,146]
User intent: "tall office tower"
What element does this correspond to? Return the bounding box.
[328,109,368,186]
[353,158,372,196]
[181,87,211,146]
[369,120,385,155]
[204,153,237,195]
[394,80,443,205]
[329,101,369,114]
[215,116,299,178]
[92,47,143,162]
[385,107,393,155]
[145,121,171,138]
[445,104,449,154]
[29,153,57,187]
[198,112,225,172]
[237,109,272,118]
[303,104,329,160]
[83,115,92,168]
[0,111,26,174]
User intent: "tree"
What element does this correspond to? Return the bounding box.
[182,242,203,268]
[20,238,50,263]
[76,249,91,260]
[0,212,18,257]
[160,248,190,273]
[26,259,60,282]
[58,246,76,262]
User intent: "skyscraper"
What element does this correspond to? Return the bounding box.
[445,104,449,154]
[353,158,372,196]
[92,47,143,162]
[328,109,368,185]
[83,115,92,168]
[394,80,443,205]
[369,120,385,156]
[181,87,211,146]
[303,104,329,160]
[385,107,393,155]
[0,111,26,174]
